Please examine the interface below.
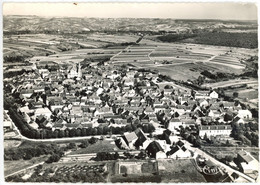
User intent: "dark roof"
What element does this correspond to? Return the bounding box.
[166,146,179,156]
[146,141,164,155]
[176,140,184,147]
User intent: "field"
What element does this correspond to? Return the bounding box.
[203,78,258,108]
[201,146,259,161]
[110,160,159,183]
[158,159,206,182]
[4,155,48,176]
[69,140,121,155]
[4,139,21,149]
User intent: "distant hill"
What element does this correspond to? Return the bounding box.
[3,15,258,34]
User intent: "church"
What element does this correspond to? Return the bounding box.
[67,62,82,79]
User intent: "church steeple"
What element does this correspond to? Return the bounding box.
[77,62,82,78]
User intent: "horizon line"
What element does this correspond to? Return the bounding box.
[3,14,258,22]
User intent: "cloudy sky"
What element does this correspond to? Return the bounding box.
[3,2,258,20]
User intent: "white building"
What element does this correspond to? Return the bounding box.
[199,125,232,138]
[237,110,252,119]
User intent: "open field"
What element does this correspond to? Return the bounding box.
[69,140,121,155]
[4,155,49,176]
[158,159,206,182]
[4,139,21,149]
[202,78,258,89]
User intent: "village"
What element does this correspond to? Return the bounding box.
[3,56,259,182]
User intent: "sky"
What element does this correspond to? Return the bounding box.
[2,2,258,20]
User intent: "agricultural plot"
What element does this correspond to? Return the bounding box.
[150,45,213,61]
[87,34,139,44]
[208,55,245,69]
[112,44,156,62]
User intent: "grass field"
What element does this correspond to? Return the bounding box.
[158,159,206,183]
[69,140,121,155]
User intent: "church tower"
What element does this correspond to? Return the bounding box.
[77,62,82,78]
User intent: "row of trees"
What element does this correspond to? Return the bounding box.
[20,122,155,140]
[4,55,25,63]
[4,143,64,161]
[4,69,33,79]
[231,122,259,147]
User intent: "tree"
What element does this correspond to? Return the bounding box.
[81,128,87,136]
[67,143,76,149]
[203,133,208,140]
[97,127,103,135]
[91,128,97,135]
[76,128,82,137]
[114,152,119,160]
[225,155,234,163]
[79,141,89,148]
[23,153,33,160]
[233,92,239,98]
[46,153,61,163]
[89,137,98,144]
[69,128,76,137]
[103,126,109,135]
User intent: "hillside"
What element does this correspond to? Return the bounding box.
[3,15,257,34]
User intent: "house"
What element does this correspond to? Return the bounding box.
[134,128,150,149]
[144,107,154,115]
[221,101,235,109]
[207,110,221,118]
[146,141,167,159]
[123,77,135,87]
[34,107,52,119]
[194,91,209,99]
[237,110,252,119]
[166,141,192,159]
[123,132,138,149]
[20,89,34,99]
[199,99,209,107]
[199,125,232,138]
[232,116,245,124]
[167,119,183,133]
[164,88,173,95]
[209,90,219,99]
[237,150,259,176]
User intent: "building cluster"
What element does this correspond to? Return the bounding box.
[7,61,254,139]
